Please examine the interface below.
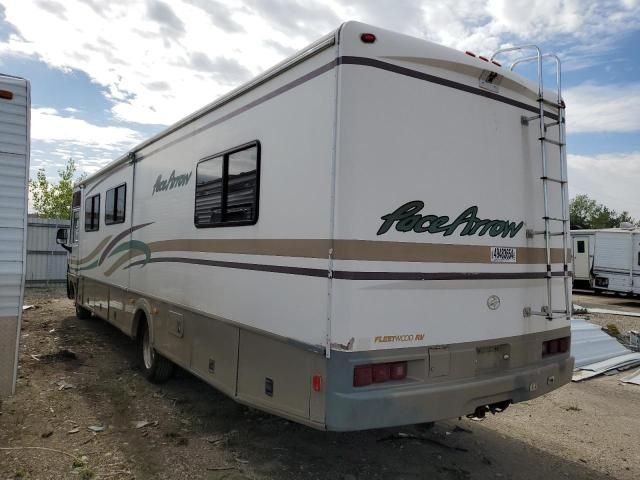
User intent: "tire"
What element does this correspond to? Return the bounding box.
[76,304,92,320]
[138,318,173,383]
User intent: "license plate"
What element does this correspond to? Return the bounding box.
[490,246,516,263]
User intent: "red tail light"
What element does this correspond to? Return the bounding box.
[390,362,407,380]
[354,361,407,387]
[354,365,373,387]
[372,364,390,383]
[542,337,570,357]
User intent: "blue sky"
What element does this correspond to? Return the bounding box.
[0,0,639,217]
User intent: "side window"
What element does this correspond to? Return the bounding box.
[577,240,585,253]
[195,141,260,227]
[71,209,80,243]
[85,194,100,232]
[105,184,126,225]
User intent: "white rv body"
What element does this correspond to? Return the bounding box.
[66,23,573,430]
[0,74,30,397]
[570,229,639,294]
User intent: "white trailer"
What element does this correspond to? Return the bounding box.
[592,229,639,294]
[571,230,595,285]
[59,22,573,430]
[570,228,639,294]
[0,73,30,397]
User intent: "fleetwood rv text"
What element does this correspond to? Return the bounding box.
[60,22,574,430]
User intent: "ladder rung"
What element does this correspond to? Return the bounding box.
[545,121,560,127]
[530,311,566,320]
[539,137,565,147]
[543,216,568,222]
[521,114,540,125]
[540,176,566,184]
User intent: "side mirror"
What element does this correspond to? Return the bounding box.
[56,228,72,253]
[56,228,69,245]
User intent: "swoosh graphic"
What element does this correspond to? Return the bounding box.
[73,236,112,266]
[98,222,154,265]
[108,240,151,267]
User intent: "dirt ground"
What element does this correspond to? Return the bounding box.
[1,289,639,480]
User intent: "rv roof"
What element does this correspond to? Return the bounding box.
[571,228,640,234]
[77,21,559,188]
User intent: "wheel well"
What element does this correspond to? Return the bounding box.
[133,310,148,340]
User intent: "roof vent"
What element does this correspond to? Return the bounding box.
[620,222,635,230]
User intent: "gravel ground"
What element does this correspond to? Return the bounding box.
[0,288,639,480]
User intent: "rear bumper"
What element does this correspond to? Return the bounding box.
[325,330,573,431]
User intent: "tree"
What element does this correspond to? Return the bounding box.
[570,194,638,229]
[29,158,85,220]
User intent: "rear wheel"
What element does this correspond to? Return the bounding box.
[75,304,92,320]
[138,318,173,383]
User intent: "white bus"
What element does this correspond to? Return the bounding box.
[58,22,574,430]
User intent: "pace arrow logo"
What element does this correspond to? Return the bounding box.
[377,201,524,238]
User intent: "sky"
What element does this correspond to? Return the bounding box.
[0,0,639,217]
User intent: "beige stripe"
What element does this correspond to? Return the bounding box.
[104,251,132,277]
[71,236,113,265]
[111,239,567,265]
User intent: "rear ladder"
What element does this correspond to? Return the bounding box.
[491,46,571,321]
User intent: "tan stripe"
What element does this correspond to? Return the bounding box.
[333,240,567,264]
[71,236,113,265]
[104,251,132,277]
[146,239,332,259]
[115,239,567,265]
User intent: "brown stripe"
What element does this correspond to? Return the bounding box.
[125,256,568,281]
[72,235,112,265]
[104,251,133,277]
[125,239,566,265]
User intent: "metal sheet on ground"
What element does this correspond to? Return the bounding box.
[621,369,640,385]
[571,319,640,381]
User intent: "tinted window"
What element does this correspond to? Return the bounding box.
[105,184,126,225]
[85,194,100,232]
[195,157,224,225]
[226,148,258,222]
[71,209,80,243]
[195,142,260,227]
[577,240,585,253]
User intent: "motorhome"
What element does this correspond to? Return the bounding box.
[571,227,639,294]
[59,22,574,430]
[0,73,30,397]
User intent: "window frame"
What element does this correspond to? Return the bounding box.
[105,183,127,225]
[84,194,101,232]
[577,240,585,254]
[194,140,261,229]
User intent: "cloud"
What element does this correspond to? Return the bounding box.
[568,152,640,219]
[31,107,143,151]
[184,0,244,33]
[147,0,185,39]
[564,83,640,134]
[244,0,341,39]
[186,52,252,82]
[34,0,67,21]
